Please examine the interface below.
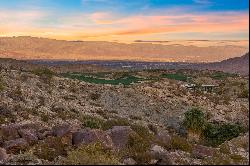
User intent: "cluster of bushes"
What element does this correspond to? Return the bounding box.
[79,115,156,164]
[183,108,245,147]
[122,132,152,164]
[62,142,120,165]
[80,115,131,131]
[210,72,236,80]
[32,68,55,84]
[32,137,70,161]
[203,122,245,146]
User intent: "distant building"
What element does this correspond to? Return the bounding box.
[182,83,218,92]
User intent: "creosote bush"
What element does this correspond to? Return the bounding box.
[183,107,246,147]
[32,68,55,84]
[131,124,153,142]
[122,133,152,164]
[183,107,207,141]
[169,135,193,152]
[80,115,105,129]
[238,88,249,98]
[203,123,245,147]
[62,142,120,165]
[102,118,130,130]
[32,137,69,161]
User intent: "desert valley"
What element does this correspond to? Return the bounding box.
[0,0,249,165]
[0,38,249,164]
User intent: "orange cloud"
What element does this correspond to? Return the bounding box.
[0,9,248,42]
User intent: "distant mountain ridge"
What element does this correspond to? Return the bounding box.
[200,53,249,75]
[0,36,248,63]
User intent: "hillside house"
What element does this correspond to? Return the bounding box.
[182,83,218,92]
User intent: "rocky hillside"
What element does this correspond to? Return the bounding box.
[0,36,248,62]
[0,60,249,165]
[201,53,249,75]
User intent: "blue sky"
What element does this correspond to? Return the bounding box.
[0,0,248,12]
[0,0,249,42]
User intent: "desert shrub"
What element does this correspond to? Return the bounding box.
[147,124,158,135]
[183,108,207,135]
[204,151,248,165]
[169,135,193,152]
[20,73,30,82]
[32,68,54,84]
[129,115,142,120]
[230,154,248,163]
[8,85,24,101]
[0,107,16,124]
[62,142,119,165]
[32,68,54,78]
[89,93,101,101]
[19,111,30,120]
[94,109,108,118]
[203,151,233,165]
[80,115,105,129]
[222,95,231,105]
[238,88,249,98]
[0,77,4,91]
[102,118,130,130]
[219,143,231,154]
[123,133,152,164]
[57,110,77,120]
[0,116,6,125]
[203,123,245,147]
[33,137,69,161]
[131,124,153,142]
[40,113,50,122]
[25,108,39,116]
[6,151,40,165]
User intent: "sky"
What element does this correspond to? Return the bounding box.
[0,0,249,43]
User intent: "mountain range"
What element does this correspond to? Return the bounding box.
[199,53,249,75]
[0,36,248,62]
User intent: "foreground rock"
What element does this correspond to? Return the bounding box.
[150,145,173,165]
[0,125,20,141]
[192,145,214,159]
[107,126,135,150]
[0,148,8,161]
[72,128,113,149]
[18,129,39,145]
[3,138,29,154]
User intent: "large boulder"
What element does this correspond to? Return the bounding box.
[16,123,42,131]
[52,124,72,146]
[122,158,137,165]
[72,128,113,149]
[0,125,20,141]
[150,145,173,165]
[37,129,53,140]
[192,145,214,159]
[0,148,8,161]
[107,126,135,150]
[18,129,38,145]
[52,124,71,137]
[3,138,28,154]
[0,123,42,142]
[154,130,171,146]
